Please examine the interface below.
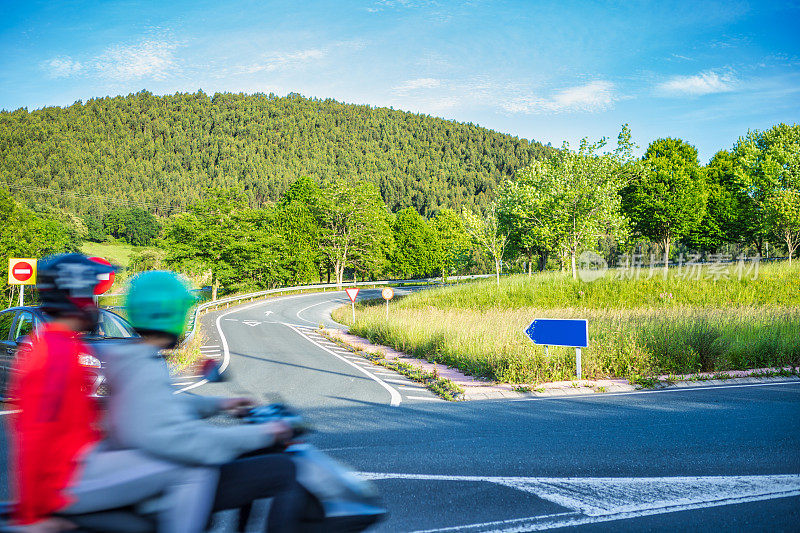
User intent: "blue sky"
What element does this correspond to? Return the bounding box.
[1,0,798,162]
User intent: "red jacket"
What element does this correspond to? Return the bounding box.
[9,322,101,525]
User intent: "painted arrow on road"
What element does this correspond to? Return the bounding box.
[242,320,262,327]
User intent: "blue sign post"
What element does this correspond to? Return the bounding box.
[525,318,588,379]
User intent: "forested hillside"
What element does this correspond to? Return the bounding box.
[0,91,551,217]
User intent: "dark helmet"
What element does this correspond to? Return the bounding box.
[36,253,120,324]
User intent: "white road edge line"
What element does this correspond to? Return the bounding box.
[510,379,800,401]
[174,298,273,394]
[405,396,441,401]
[175,292,349,395]
[284,322,402,407]
[296,298,343,325]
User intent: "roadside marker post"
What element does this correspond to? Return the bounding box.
[381,287,394,320]
[525,318,588,379]
[8,258,37,307]
[345,288,360,323]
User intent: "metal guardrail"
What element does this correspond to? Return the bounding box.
[180,274,493,345]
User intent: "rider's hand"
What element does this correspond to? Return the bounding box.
[219,397,256,416]
[262,420,294,445]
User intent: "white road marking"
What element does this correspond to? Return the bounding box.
[296,298,341,325]
[0,410,20,416]
[242,320,262,327]
[411,512,580,533]
[175,292,349,394]
[172,381,193,386]
[405,395,441,401]
[384,378,414,385]
[175,298,274,394]
[201,345,220,348]
[361,473,800,532]
[285,323,402,407]
[510,379,800,402]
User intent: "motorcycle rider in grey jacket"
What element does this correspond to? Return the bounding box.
[97,271,302,532]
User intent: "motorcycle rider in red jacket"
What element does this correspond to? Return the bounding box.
[10,254,218,532]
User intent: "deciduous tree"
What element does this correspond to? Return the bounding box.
[622,138,707,277]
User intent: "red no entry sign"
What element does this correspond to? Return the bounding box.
[8,258,37,285]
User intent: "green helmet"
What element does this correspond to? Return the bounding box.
[125,271,196,337]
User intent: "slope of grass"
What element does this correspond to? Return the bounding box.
[80,241,141,269]
[334,262,800,384]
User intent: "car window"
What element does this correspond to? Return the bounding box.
[94,310,137,338]
[0,311,14,342]
[13,312,36,341]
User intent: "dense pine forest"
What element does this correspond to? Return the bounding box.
[0,90,551,217]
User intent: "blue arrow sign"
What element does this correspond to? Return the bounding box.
[525,319,588,348]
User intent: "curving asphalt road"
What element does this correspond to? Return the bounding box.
[2,289,800,532]
[191,289,800,532]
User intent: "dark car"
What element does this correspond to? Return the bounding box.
[0,306,139,401]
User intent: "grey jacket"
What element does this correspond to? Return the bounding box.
[96,341,273,466]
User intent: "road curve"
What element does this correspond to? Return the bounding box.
[2,289,799,532]
[192,289,800,532]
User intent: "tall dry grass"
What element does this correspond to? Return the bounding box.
[334,261,800,383]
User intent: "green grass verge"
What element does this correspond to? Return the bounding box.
[80,241,143,269]
[333,262,800,385]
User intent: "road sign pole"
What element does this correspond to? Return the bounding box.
[385,299,389,321]
[351,301,356,323]
[576,347,581,380]
[544,345,548,357]
[19,286,24,307]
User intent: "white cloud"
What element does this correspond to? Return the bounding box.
[94,39,179,80]
[42,57,83,78]
[241,48,327,74]
[504,80,617,114]
[393,78,442,92]
[657,70,736,96]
